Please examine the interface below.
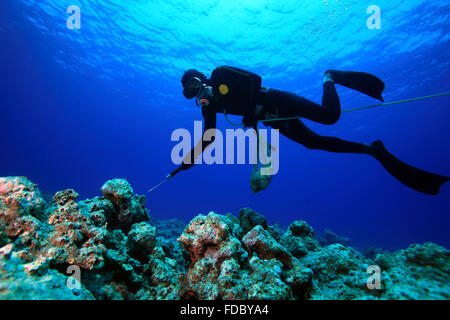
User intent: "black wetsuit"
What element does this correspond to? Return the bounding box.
[193,81,369,158]
[180,68,448,195]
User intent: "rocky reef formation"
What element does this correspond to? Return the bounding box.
[0,176,179,300]
[317,228,351,247]
[0,176,449,300]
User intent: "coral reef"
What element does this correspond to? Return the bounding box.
[239,207,268,235]
[0,176,449,300]
[280,220,320,258]
[0,176,179,300]
[317,228,351,247]
[177,212,312,299]
[100,179,148,232]
[0,253,94,300]
[373,243,450,299]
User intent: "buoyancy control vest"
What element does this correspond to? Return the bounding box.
[210,66,262,127]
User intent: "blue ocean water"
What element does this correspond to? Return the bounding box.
[0,0,449,251]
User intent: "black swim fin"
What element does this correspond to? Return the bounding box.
[326,70,385,102]
[371,140,449,195]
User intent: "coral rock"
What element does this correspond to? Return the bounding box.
[0,243,13,259]
[178,213,236,264]
[247,255,290,299]
[45,191,107,270]
[317,229,351,247]
[1,176,449,300]
[242,225,292,267]
[0,176,47,220]
[101,179,148,232]
[0,254,94,300]
[127,222,157,261]
[23,256,49,276]
[178,213,248,299]
[299,244,371,299]
[374,243,450,299]
[53,189,79,206]
[239,207,268,235]
[281,220,319,257]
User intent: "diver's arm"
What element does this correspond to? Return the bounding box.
[180,106,217,170]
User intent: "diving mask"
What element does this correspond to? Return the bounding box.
[183,77,212,100]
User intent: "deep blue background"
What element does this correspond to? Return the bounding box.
[1,0,449,250]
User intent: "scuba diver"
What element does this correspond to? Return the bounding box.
[176,66,449,195]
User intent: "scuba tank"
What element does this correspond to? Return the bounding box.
[210,66,262,128]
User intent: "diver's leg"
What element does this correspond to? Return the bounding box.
[262,82,341,125]
[269,118,372,154]
[269,118,450,194]
[370,140,449,195]
[261,70,385,125]
[325,70,385,101]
